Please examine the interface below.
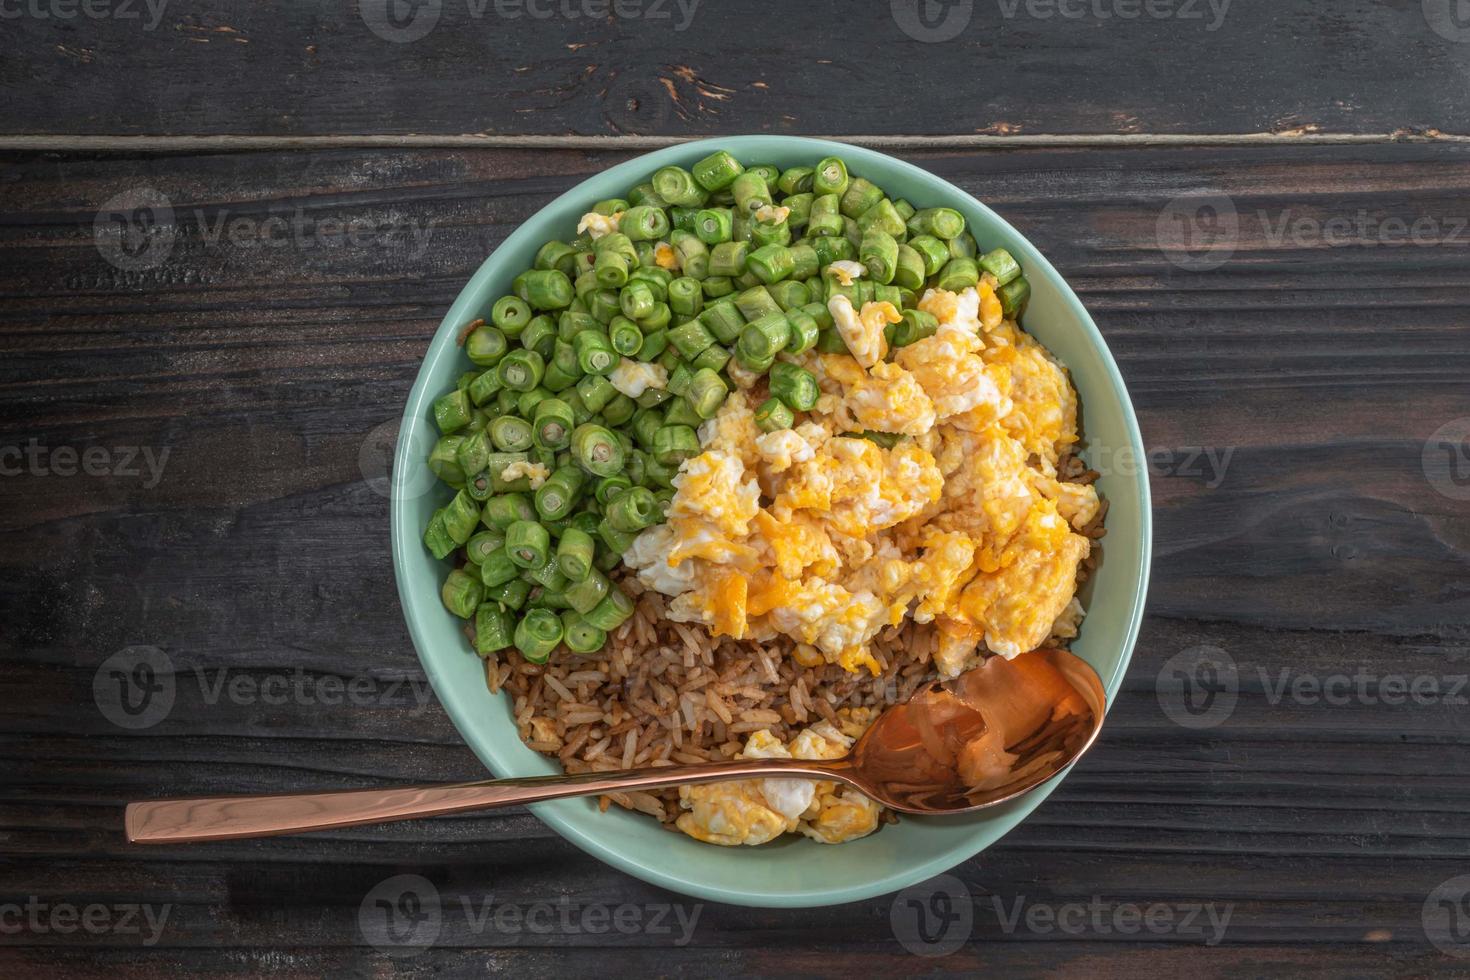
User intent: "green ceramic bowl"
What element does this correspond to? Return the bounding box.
[391,136,1151,908]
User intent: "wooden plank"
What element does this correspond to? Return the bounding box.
[2,0,1468,139]
[1,143,1468,972]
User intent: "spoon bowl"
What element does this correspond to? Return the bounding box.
[845,648,1107,814]
[126,648,1106,844]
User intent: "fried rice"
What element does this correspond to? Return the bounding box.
[470,449,1106,830]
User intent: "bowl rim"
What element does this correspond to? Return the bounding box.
[391,135,1152,908]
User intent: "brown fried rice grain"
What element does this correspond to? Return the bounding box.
[479,449,1106,831]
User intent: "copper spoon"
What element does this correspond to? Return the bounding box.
[125,647,1106,844]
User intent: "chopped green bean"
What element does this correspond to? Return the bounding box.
[527,398,572,451]
[979,247,1022,286]
[769,362,819,412]
[563,568,611,615]
[731,172,773,215]
[474,604,515,655]
[534,465,585,521]
[486,577,532,611]
[482,492,535,529]
[560,611,606,654]
[652,165,709,207]
[477,547,520,588]
[505,520,551,568]
[860,230,899,284]
[491,296,533,336]
[936,256,980,292]
[429,437,467,487]
[692,150,744,191]
[998,275,1030,317]
[910,207,966,240]
[755,397,794,432]
[465,529,506,564]
[571,422,625,477]
[440,568,483,619]
[813,156,850,197]
[619,205,670,241]
[606,485,660,532]
[583,586,635,631]
[433,389,472,434]
[443,489,481,544]
[652,424,700,466]
[686,367,728,419]
[737,312,791,363]
[497,349,546,392]
[669,320,716,360]
[489,415,533,453]
[423,510,456,559]
[668,276,704,317]
[514,608,563,663]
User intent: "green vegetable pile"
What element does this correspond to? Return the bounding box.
[423,149,1031,664]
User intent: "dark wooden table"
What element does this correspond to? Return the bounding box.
[3,2,1468,976]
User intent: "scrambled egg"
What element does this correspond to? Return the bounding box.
[625,284,1096,681]
[675,722,881,846]
[499,460,549,489]
[609,358,668,398]
[576,211,622,239]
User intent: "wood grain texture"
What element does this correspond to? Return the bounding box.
[2,0,1469,140]
[1,143,1468,976]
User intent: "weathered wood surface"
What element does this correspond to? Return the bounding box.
[1,143,1468,976]
[4,0,1470,141]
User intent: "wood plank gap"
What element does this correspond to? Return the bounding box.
[2,131,1469,153]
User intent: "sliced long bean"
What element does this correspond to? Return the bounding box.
[514,608,563,663]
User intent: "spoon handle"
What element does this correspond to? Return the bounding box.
[125,758,851,844]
